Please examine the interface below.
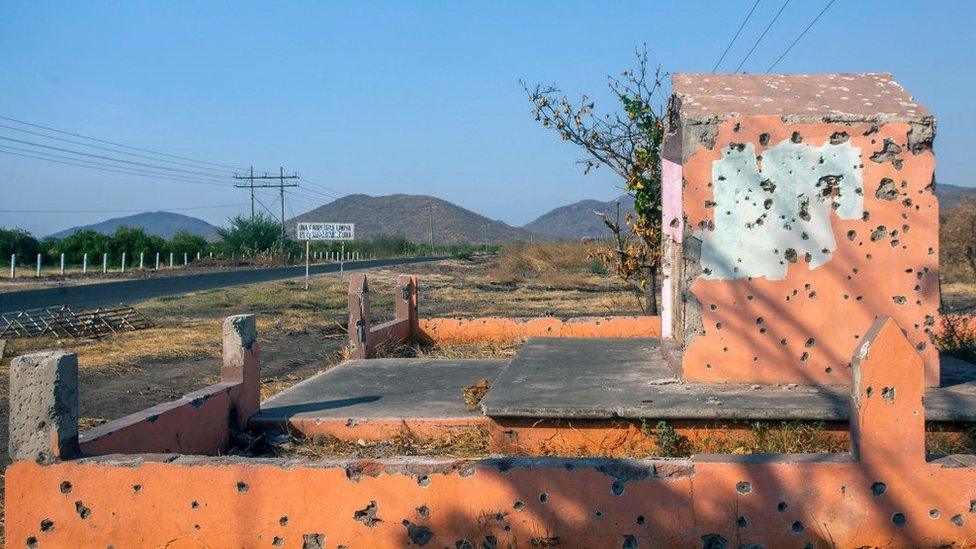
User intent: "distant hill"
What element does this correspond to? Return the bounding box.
[523,194,635,240]
[937,183,976,211]
[48,211,220,240]
[288,194,540,244]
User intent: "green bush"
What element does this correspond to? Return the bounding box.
[0,227,40,259]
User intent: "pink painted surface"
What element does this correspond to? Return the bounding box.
[662,158,683,242]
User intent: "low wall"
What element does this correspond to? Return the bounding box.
[7,316,976,547]
[418,315,661,343]
[8,314,260,460]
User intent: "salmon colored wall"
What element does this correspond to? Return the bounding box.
[676,117,939,386]
[418,316,661,343]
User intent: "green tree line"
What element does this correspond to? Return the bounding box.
[0,214,490,267]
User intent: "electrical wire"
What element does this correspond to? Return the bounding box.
[712,0,761,72]
[733,0,791,73]
[765,0,836,73]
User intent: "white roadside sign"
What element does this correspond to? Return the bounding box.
[297,222,355,241]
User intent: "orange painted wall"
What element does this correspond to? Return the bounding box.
[418,316,660,343]
[674,117,939,386]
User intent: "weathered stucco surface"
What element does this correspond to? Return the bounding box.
[666,73,939,385]
[697,139,864,280]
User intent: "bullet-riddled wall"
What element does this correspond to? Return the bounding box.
[661,73,939,385]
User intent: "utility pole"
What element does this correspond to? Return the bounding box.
[428,202,435,256]
[233,166,299,234]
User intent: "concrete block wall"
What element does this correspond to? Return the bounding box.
[662,73,939,385]
[6,315,975,547]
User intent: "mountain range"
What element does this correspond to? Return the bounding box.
[46,184,976,243]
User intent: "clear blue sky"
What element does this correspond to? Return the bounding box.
[1,1,972,236]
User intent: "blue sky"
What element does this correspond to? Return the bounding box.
[1,1,972,236]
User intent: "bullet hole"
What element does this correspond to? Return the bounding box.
[40,519,54,532]
[715,322,722,330]
[882,387,896,403]
[272,537,284,547]
[455,540,474,549]
[669,217,680,228]
[402,520,435,546]
[132,485,142,493]
[784,248,798,263]
[870,226,888,241]
[790,521,805,533]
[26,537,37,549]
[791,131,802,143]
[952,514,965,526]
[777,501,788,513]
[969,499,975,513]
[236,482,249,493]
[611,482,625,496]
[513,501,524,511]
[74,501,91,519]
[780,338,788,346]
[892,513,907,528]
[701,533,728,549]
[825,367,833,374]
[595,509,604,518]
[704,200,716,209]
[483,535,498,548]
[622,535,639,549]
[709,303,717,311]
[190,501,199,510]
[759,133,770,146]
[830,131,849,145]
[302,533,325,549]
[805,338,815,348]
[636,514,646,525]
[736,481,752,495]
[353,501,382,527]
[892,296,907,305]
[846,230,857,241]
[416,505,429,518]
[800,352,809,362]
[59,481,72,494]
[817,175,842,199]
[866,386,874,398]
[280,516,289,526]
[416,475,430,487]
[737,516,748,528]
[539,493,549,503]
[760,179,776,193]
[870,139,904,170]
[763,198,773,210]
[875,178,899,201]
[929,508,940,519]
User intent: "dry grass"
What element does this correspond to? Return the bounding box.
[274,426,490,459]
[489,241,602,285]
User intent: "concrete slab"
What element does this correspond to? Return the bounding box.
[479,338,976,422]
[254,358,508,423]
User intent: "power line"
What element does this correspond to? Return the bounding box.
[0,123,232,175]
[301,177,345,198]
[733,0,791,73]
[0,135,236,180]
[0,115,248,172]
[765,0,836,73]
[0,146,232,187]
[712,0,761,72]
[0,203,246,214]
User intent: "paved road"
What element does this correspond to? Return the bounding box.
[0,256,448,312]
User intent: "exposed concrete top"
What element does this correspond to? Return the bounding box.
[480,338,976,421]
[671,72,931,121]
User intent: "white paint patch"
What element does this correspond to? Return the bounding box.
[696,139,863,280]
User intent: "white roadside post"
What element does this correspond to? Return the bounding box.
[102,253,108,274]
[121,252,126,273]
[169,252,174,268]
[304,240,310,290]
[36,253,41,277]
[9,254,15,279]
[59,253,65,275]
[155,252,160,270]
[82,253,88,275]
[196,251,201,261]
[139,252,144,269]
[183,252,188,266]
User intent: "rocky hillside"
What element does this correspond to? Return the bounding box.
[523,194,635,240]
[48,211,220,240]
[288,194,539,244]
